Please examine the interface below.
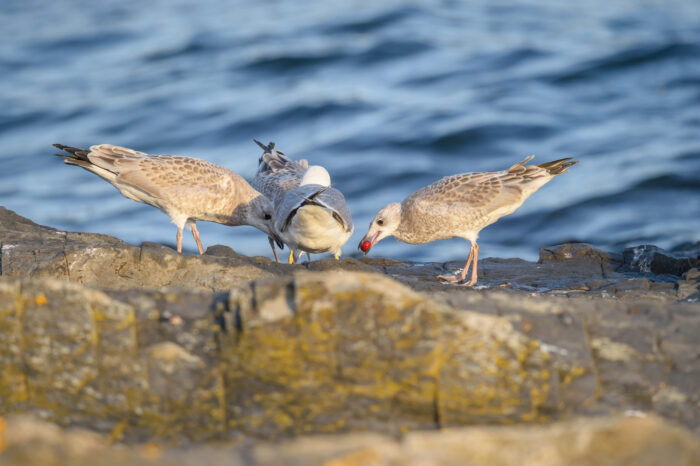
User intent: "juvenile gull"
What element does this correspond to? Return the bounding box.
[53,143,279,254]
[250,140,307,261]
[359,156,577,286]
[274,166,354,263]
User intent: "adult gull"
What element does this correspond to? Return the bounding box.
[274,166,353,263]
[251,140,353,263]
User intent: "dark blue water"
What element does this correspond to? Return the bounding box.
[2,0,699,261]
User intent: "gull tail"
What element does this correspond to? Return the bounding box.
[254,139,294,173]
[53,143,92,168]
[537,157,578,175]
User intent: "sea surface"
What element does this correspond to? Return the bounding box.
[1,0,699,261]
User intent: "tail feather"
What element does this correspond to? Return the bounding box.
[537,157,578,175]
[254,139,294,174]
[53,144,90,162]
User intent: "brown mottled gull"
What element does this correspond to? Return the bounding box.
[53,143,279,254]
[359,156,578,286]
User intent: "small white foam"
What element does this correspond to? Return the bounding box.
[630,246,651,273]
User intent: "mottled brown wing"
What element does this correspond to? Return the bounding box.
[130,156,239,202]
[404,155,549,210]
[405,171,513,208]
[87,145,237,202]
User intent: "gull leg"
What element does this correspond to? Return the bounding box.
[334,253,340,261]
[191,223,205,255]
[459,242,479,287]
[459,242,475,282]
[288,250,295,264]
[176,227,183,253]
[294,250,305,264]
[269,237,280,263]
[437,241,474,283]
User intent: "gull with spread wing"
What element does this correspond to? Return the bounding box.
[251,140,353,263]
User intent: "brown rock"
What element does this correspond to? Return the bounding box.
[1,415,698,466]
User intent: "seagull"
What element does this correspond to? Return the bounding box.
[53,143,280,254]
[274,166,354,263]
[359,156,577,286]
[251,140,353,263]
[250,140,307,262]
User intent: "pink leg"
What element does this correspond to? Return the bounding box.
[176,227,183,253]
[459,242,480,286]
[459,243,475,282]
[191,223,205,255]
[269,237,280,263]
[437,241,474,283]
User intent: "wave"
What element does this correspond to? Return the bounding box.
[550,41,700,84]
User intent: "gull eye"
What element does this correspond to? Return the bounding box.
[377,219,384,226]
[264,213,272,220]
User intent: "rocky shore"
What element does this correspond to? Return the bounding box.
[1,205,699,465]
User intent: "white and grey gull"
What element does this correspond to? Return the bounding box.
[359,155,577,286]
[53,143,280,254]
[251,140,353,263]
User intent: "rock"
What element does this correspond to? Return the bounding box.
[1,415,698,466]
[0,273,556,441]
[621,245,699,277]
[2,206,700,445]
[1,272,699,441]
[0,206,287,291]
[539,243,623,273]
[1,206,694,299]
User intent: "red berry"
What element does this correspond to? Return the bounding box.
[360,240,372,252]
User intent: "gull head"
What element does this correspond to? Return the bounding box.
[300,165,331,187]
[358,202,401,255]
[246,194,283,246]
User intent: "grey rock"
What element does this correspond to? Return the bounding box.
[621,244,699,277]
[0,206,287,291]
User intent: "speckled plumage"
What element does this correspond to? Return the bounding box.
[53,143,277,254]
[361,155,577,285]
[396,155,567,243]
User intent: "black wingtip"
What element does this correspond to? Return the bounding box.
[253,139,278,152]
[52,144,91,161]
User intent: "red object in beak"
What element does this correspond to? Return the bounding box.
[360,240,372,252]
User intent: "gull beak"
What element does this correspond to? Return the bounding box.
[272,234,284,249]
[358,232,380,255]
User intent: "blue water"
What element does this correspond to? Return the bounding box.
[2,0,699,261]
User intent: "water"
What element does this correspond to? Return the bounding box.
[1,0,699,262]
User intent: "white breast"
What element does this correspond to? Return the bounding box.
[280,205,352,254]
